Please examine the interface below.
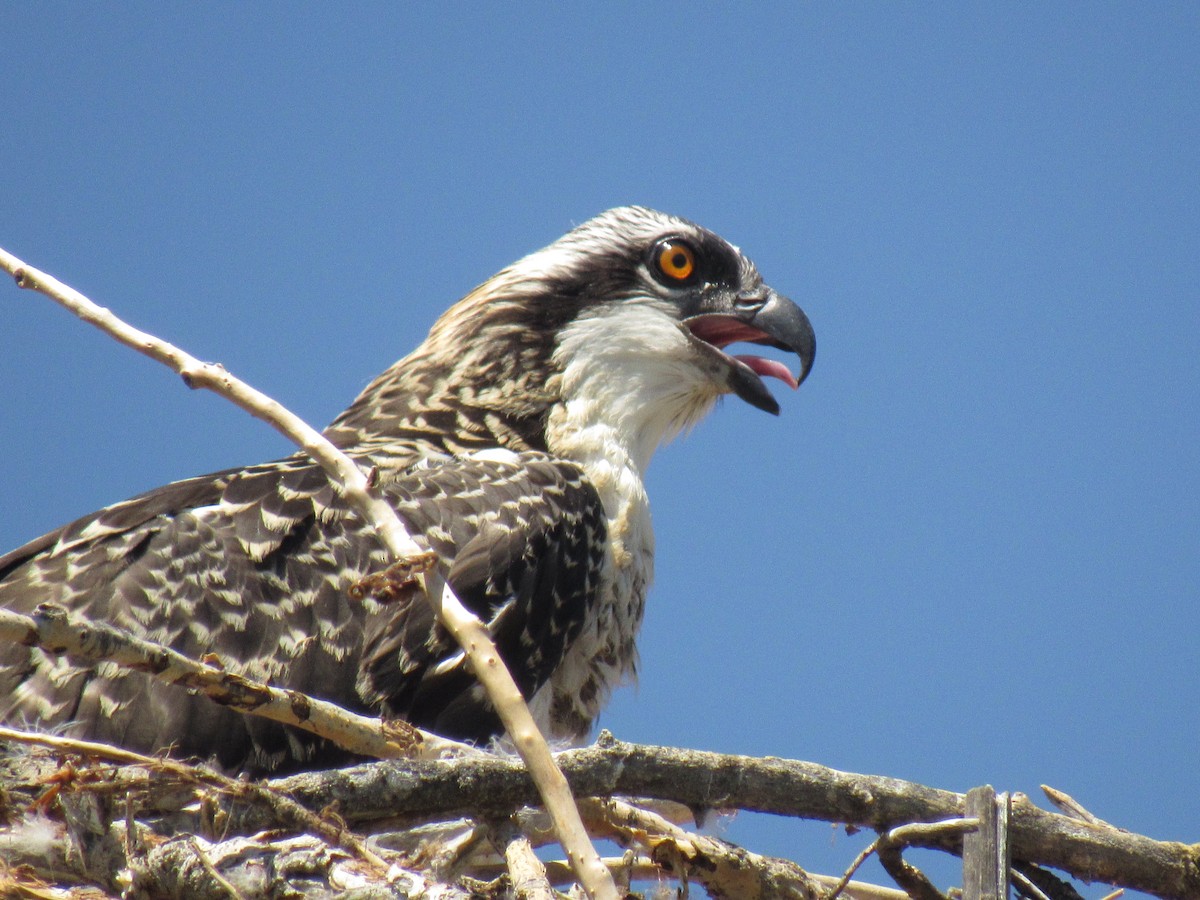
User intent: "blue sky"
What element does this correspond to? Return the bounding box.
[1,6,1196,896]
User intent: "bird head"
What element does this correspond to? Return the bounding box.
[534,207,814,413]
[329,207,814,464]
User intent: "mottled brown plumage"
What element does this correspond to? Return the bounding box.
[0,207,814,772]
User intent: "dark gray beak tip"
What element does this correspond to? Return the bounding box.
[795,312,816,388]
[756,292,815,389]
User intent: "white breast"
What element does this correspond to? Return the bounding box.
[531,299,723,740]
[536,421,653,738]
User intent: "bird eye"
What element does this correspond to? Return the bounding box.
[653,239,697,284]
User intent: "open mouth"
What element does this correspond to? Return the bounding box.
[684,314,803,414]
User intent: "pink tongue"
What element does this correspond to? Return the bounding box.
[734,355,799,390]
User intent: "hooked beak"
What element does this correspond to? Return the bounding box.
[683,289,816,415]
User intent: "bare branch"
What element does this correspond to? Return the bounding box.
[808,873,913,900]
[222,736,1195,899]
[0,725,392,874]
[1011,867,1055,900]
[0,245,617,900]
[877,840,946,900]
[3,728,1193,898]
[185,838,245,900]
[0,605,450,762]
[487,817,555,900]
[125,832,473,900]
[586,797,821,899]
[1012,862,1087,900]
[827,818,979,900]
[1041,784,1114,828]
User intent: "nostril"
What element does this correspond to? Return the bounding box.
[733,292,768,312]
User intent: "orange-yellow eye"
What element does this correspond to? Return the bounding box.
[655,240,696,282]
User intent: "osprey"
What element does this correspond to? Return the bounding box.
[0,207,815,772]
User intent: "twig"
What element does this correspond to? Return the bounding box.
[465,855,907,900]
[128,832,447,900]
[876,841,945,900]
[827,818,978,900]
[1011,868,1054,900]
[0,725,391,873]
[807,873,912,900]
[187,837,245,900]
[586,797,820,899]
[1012,861,1087,900]
[0,245,617,900]
[0,605,448,762]
[1041,784,1115,828]
[1,724,187,771]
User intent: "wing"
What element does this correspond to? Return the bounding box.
[0,452,606,771]
[0,456,381,770]
[359,454,607,743]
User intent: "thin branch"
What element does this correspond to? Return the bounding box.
[585,797,821,899]
[876,841,946,900]
[1041,784,1114,828]
[1,724,188,771]
[126,832,479,900]
[807,873,913,900]
[826,818,979,900]
[0,725,392,873]
[187,838,246,900]
[0,604,450,762]
[1011,868,1054,900]
[464,856,911,900]
[1012,861,1087,900]
[0,245,617,900]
